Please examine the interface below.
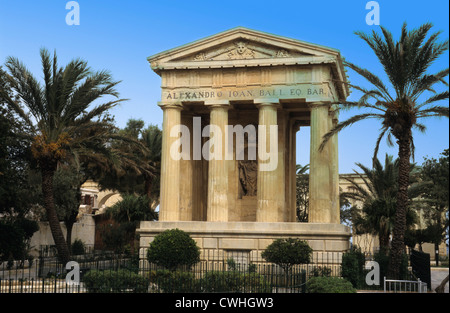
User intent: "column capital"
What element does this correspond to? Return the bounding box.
[307,101,331,109]
[158,101,183,110]
[204,99,231,108]
[253,98,280,107]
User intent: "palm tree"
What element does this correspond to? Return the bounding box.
[140,124,162,209]
[343,155,419,253]
[96,120,161,210]
[320,23,449,278]
[344,155,398,252]
[0,49,127,263]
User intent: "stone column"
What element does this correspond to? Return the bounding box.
[289,121,301,222]
[329,108,340,223]
[180,112,194,221]
[158,102,182,221]
[205,101,230,222]
[256,100,285,222]
[308,101,332,223]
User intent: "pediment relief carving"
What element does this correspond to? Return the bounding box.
[186,40,304,62]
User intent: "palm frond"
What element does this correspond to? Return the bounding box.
[344,60,393,102]
[416,106,449,118]
[4,56,45,123]
[410,69,450,100]
[319,113,384,151]
[416,91,449,109]
[413,123,427,133]
[373,126,390,163]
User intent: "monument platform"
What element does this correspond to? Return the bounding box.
[138,221,351,264]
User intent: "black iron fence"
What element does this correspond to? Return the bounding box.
[0,249,344,293]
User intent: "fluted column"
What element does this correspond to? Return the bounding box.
[289,121,301,222]
[158,102,182,221]
[309,101,333,223]
[205,101,230,222]
[329,108,340,223]
[256,100,284,222]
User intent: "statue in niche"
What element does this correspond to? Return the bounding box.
[228,41,255,59]
[239,160,257,196]
[236,123,257,197]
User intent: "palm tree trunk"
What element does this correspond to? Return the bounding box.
[379,232,390,255]
[435,274,449,293]
[388,135,411,279]
[65,222,74,254]
[41,164,71,264]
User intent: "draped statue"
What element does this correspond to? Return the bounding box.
[238,160,257,196]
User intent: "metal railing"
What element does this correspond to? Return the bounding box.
[383,276,428,293]
[0,250,342,293]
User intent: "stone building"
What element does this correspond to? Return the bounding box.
[138,27,351,264]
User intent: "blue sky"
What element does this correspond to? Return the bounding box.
[0,0,448,173]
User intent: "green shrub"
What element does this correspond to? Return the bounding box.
[262,238,312,273]
[341,247,365,288]
[83,269,149,293]
[306,276,356,293]
[147,229,200,271]
[149,270,199,293]
[71,239,86,255]
[200,271,271,293]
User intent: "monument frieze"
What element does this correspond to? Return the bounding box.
[162,84,329,102]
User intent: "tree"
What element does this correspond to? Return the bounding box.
[1,67,40,263]
[52,165,82,251]
[103,193,158,253]
[418,149,449,265]
[295,164,309,222]
[342,155,420,253]
[320,23,449,278]
[0,67,39,217]
[262,238,312,285]
[97,119,162,210]
[0,49,127,263]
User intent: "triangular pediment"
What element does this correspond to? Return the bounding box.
[173,38,314,62]
[148,27,343,70]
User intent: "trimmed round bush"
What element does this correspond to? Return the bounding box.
[147,228,200,271]
[261,238,312,272]
[306,276,356,293]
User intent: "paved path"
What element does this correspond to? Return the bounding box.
[431,268,449,293]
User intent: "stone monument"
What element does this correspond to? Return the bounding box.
[138,27,351,264]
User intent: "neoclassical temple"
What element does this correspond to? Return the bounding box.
[138,27,351,262]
